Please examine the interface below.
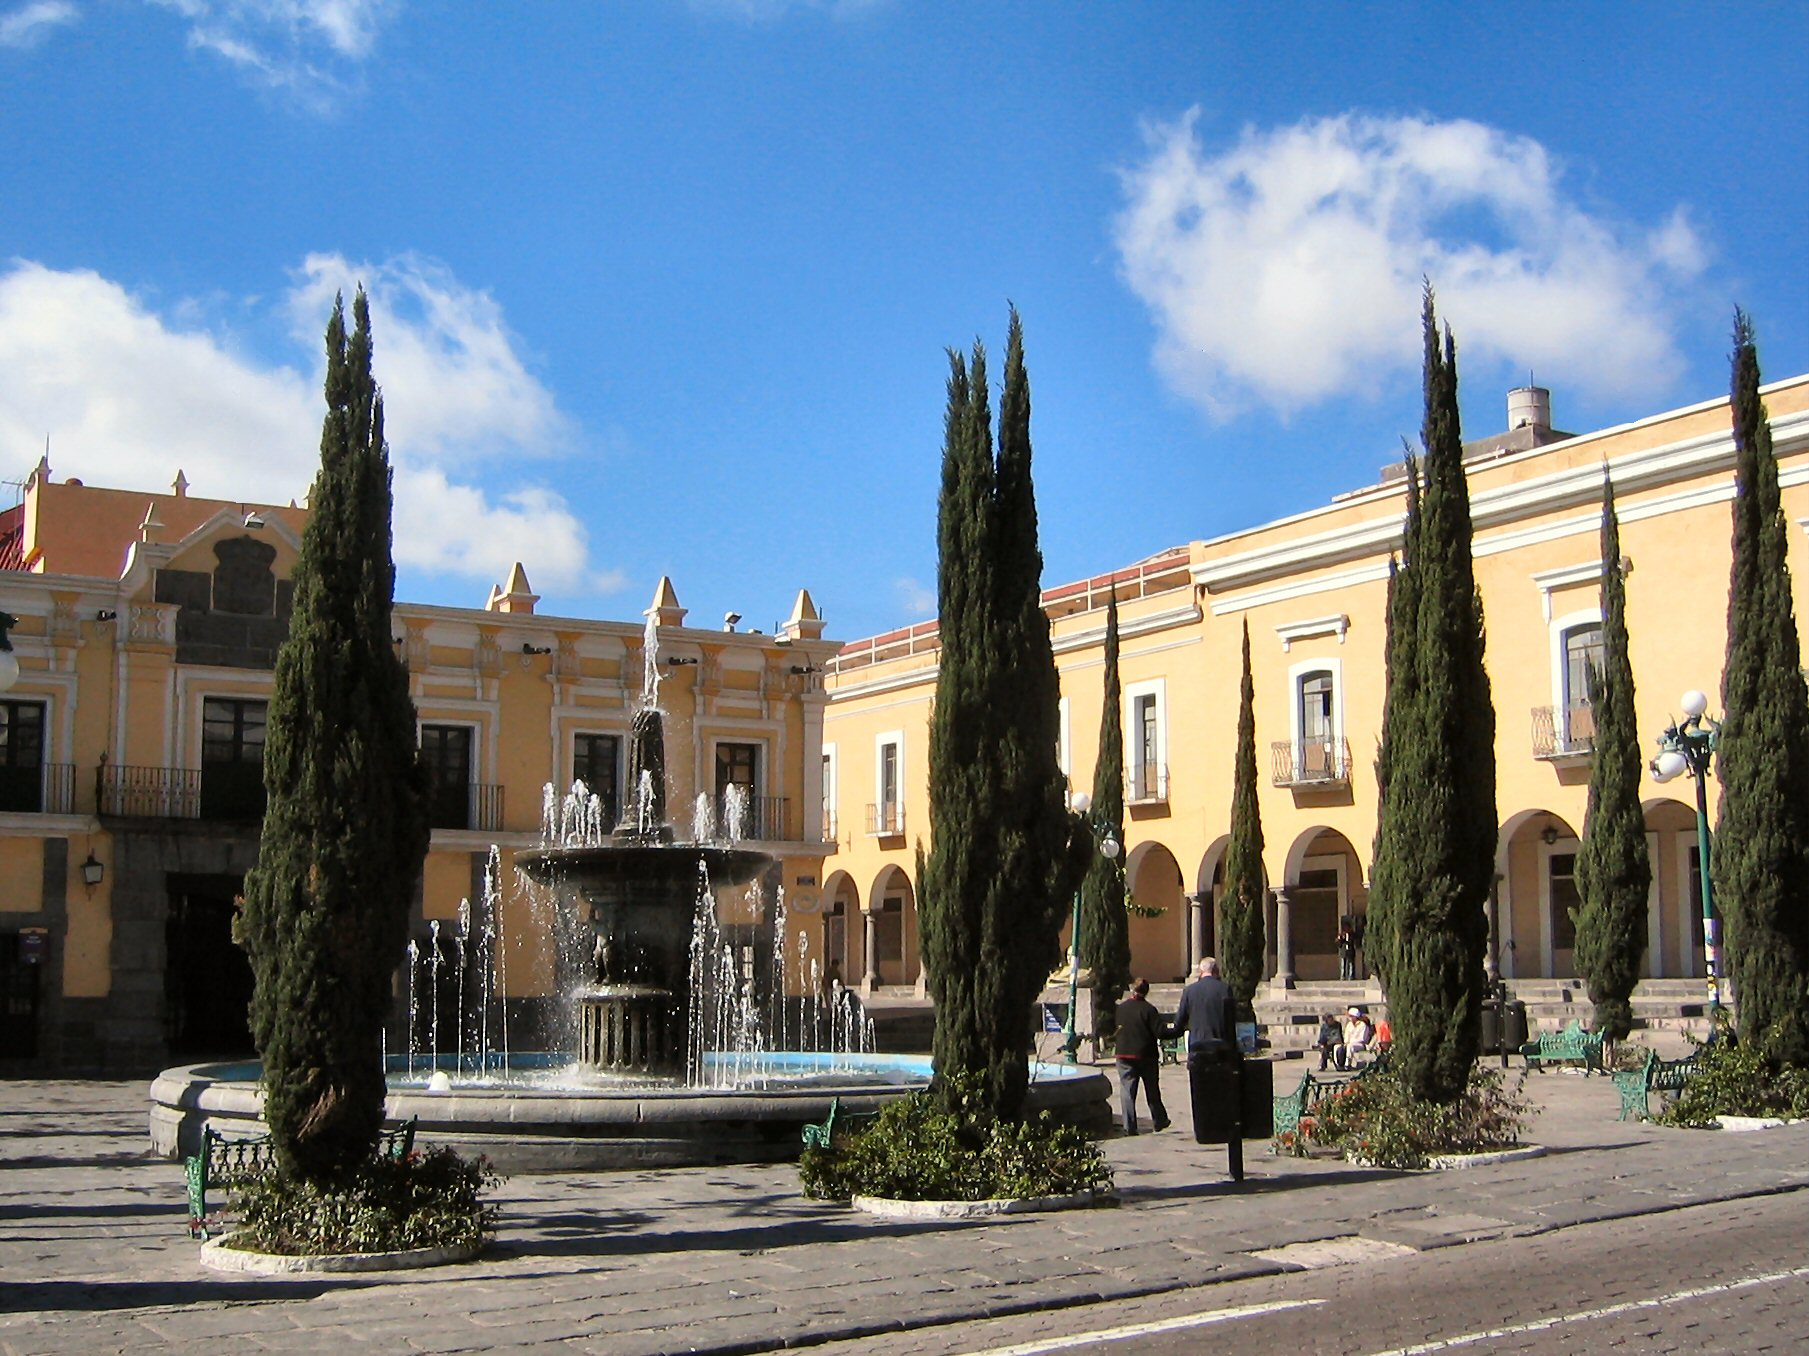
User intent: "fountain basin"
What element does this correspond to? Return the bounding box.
[149,1055,1112,1172]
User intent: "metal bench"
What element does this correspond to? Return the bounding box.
[1612,1048,1703,1121]
[800,1097,877,1150]
[1520,1019,1605,1074]
[185,1119,417,1239]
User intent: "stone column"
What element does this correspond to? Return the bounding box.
[861,908,880,993]
[1187,893,1205,969]
[1271,885,1296,992]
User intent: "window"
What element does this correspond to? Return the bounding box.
[1299,670,1335,777]
[420,724,473,830]
[871,733,904,835]
[1562,623,1604,745]
[715,741,761,835]
[573,733,620,827]
[1548,851,1579,952]
[820,745,837,841]
[0,700,46,813]
[200,698,266,821]
[1124,680,1167,802]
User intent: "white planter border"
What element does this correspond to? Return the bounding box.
[851,1189,1111,1220]
[199,1234,483,1274]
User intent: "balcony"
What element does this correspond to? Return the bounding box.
[866,802,905,837]
[1128,761,1169,805]
[1532,703,1595,760]
[0,764,75,815]
[1270,739,1354,788]
[716,792,793,841]
[428,783,505,834]
[99,765,203,819]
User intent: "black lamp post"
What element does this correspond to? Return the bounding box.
[1650,689,1720,1018]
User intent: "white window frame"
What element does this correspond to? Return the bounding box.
[1123,678,1166,802]
[874,731,904,834]
[1286,656,1344,779]
[1549,607,1604,712]
[820,742,838,843]
[1057,695,1071,783]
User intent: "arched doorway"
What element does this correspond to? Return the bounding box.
[864,865,917,989]
[1123,841,1187,983]
[1280,827,1364,982]
[820,870,860,991]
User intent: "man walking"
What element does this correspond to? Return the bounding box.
[1170,956,1244,1181]
[1112,978,1170,1134]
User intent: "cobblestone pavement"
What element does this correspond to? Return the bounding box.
[2,1057,1805,1356]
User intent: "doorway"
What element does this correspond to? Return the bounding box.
[164,873,255,1060]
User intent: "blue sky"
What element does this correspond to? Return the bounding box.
[3,3,1804,642]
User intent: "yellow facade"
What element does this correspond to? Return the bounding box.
[821,376,1809,995]
[0,464,836,1071]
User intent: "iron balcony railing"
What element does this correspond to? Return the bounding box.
[1531,703,1595,759]
[866,802,905,837]
[1270,738,1354,787]
[99,765,203,819]
[428,783,505,833]
[1128,761,1169,803]
[715,793,792,841]
[0,763,75,815]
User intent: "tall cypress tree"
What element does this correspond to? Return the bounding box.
[1573,477,1650,1042]
[1219,620,1265,1011]
[1078,589,1130,1044]
[922,309,1082,1120]
[242,291,430,1183]
[1715,311,1809,1067]
[1367,285,1496,1104]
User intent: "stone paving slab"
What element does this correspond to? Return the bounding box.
[2,1066,1807,1355]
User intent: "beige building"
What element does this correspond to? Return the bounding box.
[0,465,837,1072]
[819,376,1809,999]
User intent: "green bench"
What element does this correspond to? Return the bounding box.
[1520,1019,1605,1074]
[185,1119,417,1240]
[1271,1069,1339,1139]
[1611,1048,1704,1121]
[800,1097,878,1150]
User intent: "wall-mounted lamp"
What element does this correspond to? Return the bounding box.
[96,610,117,622]
[790,664,821,675]
[521,643,553,656]
[242,511,266,530]
[723,612,742,631]
[80,852,105,889]
[667,656,700,667]
[1540,824,1560,846]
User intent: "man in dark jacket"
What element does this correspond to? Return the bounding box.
[1112,978,1170,1134]
[1169,956,1245,1180]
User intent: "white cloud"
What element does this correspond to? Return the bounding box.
[149,0,395,102]
[0,257,613,596]
[1113,111,1707,418]
[0,1,79,48]
[894,577,934,618]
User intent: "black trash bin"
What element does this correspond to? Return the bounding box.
[1479,999,1501,1054]
[1503,999,1529,1052]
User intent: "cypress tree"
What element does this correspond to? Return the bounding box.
[1573,476,1650,1043]
[922,309,1083,1120]
[1078,589,1130,1045]
[1367,285,1497,1104]
[1715,311,1809,1066]
[1219,620,1265,1011]
[242,290,430,1183]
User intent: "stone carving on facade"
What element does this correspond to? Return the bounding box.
[126,603,177,646]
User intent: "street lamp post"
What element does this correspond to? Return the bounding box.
[1061,791,1121,1063]
[1649,688,1721,1018]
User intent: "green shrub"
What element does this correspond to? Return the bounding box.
[1306,1065,1528,1169]
[225,1147,501,1256]
[800,1077,1113,1203]
[1652,1023,1809,1128]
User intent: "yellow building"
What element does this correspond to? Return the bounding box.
[0,463,837,1072]
[820,375,1809,1003]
